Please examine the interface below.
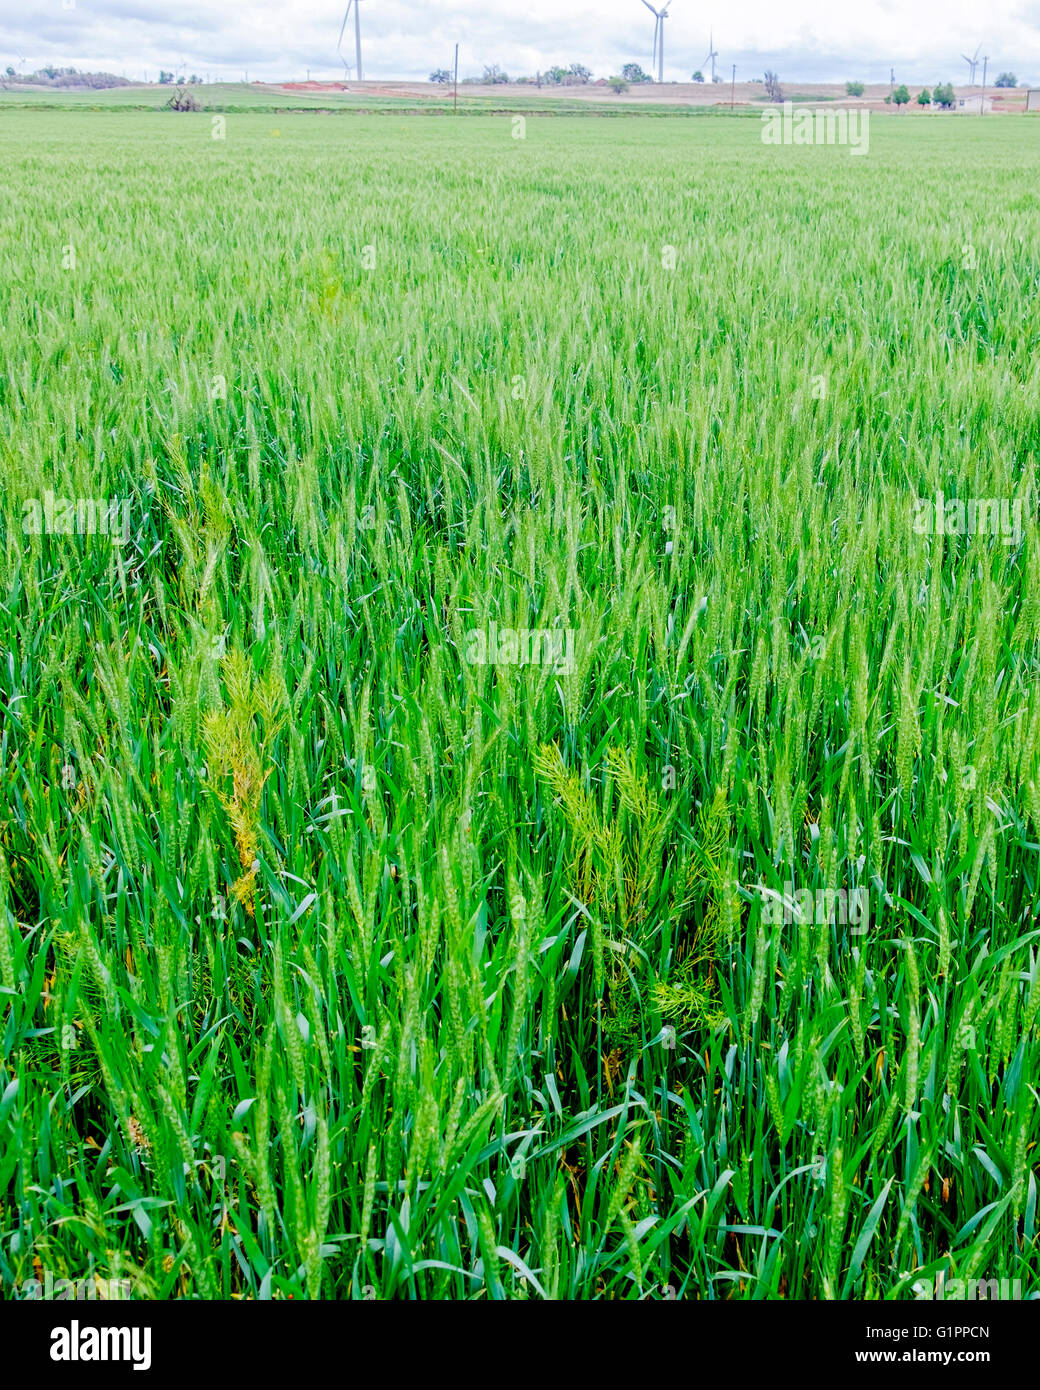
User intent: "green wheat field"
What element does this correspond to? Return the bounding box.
[2,107,1040,1301]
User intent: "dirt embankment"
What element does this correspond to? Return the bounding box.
[272,79,1033,111]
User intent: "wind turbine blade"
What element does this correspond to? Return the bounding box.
[641,0,659,14]
[337,3,352,52]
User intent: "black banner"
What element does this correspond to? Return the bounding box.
[2,1296,1034,1377]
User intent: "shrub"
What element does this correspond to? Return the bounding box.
[165,87,200,111]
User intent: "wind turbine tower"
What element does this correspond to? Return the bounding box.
[338,1,364,83]
[961,43,982,85]
[640,0,673,84]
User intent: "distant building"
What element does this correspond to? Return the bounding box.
[1027,89,1040,111]
[957,95,994,113]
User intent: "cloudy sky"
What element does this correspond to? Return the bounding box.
[6,0,1040,85]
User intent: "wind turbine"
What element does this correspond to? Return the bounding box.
[703,30,719,83]
[641,0,673,84]
[338,0,364,84]
[961,42,981,85]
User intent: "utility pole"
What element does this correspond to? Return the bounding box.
[730,63,736,109]
[453,42,459,114]
[980,56,988,113]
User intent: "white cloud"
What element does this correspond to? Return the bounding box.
[6,0,1039,85]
